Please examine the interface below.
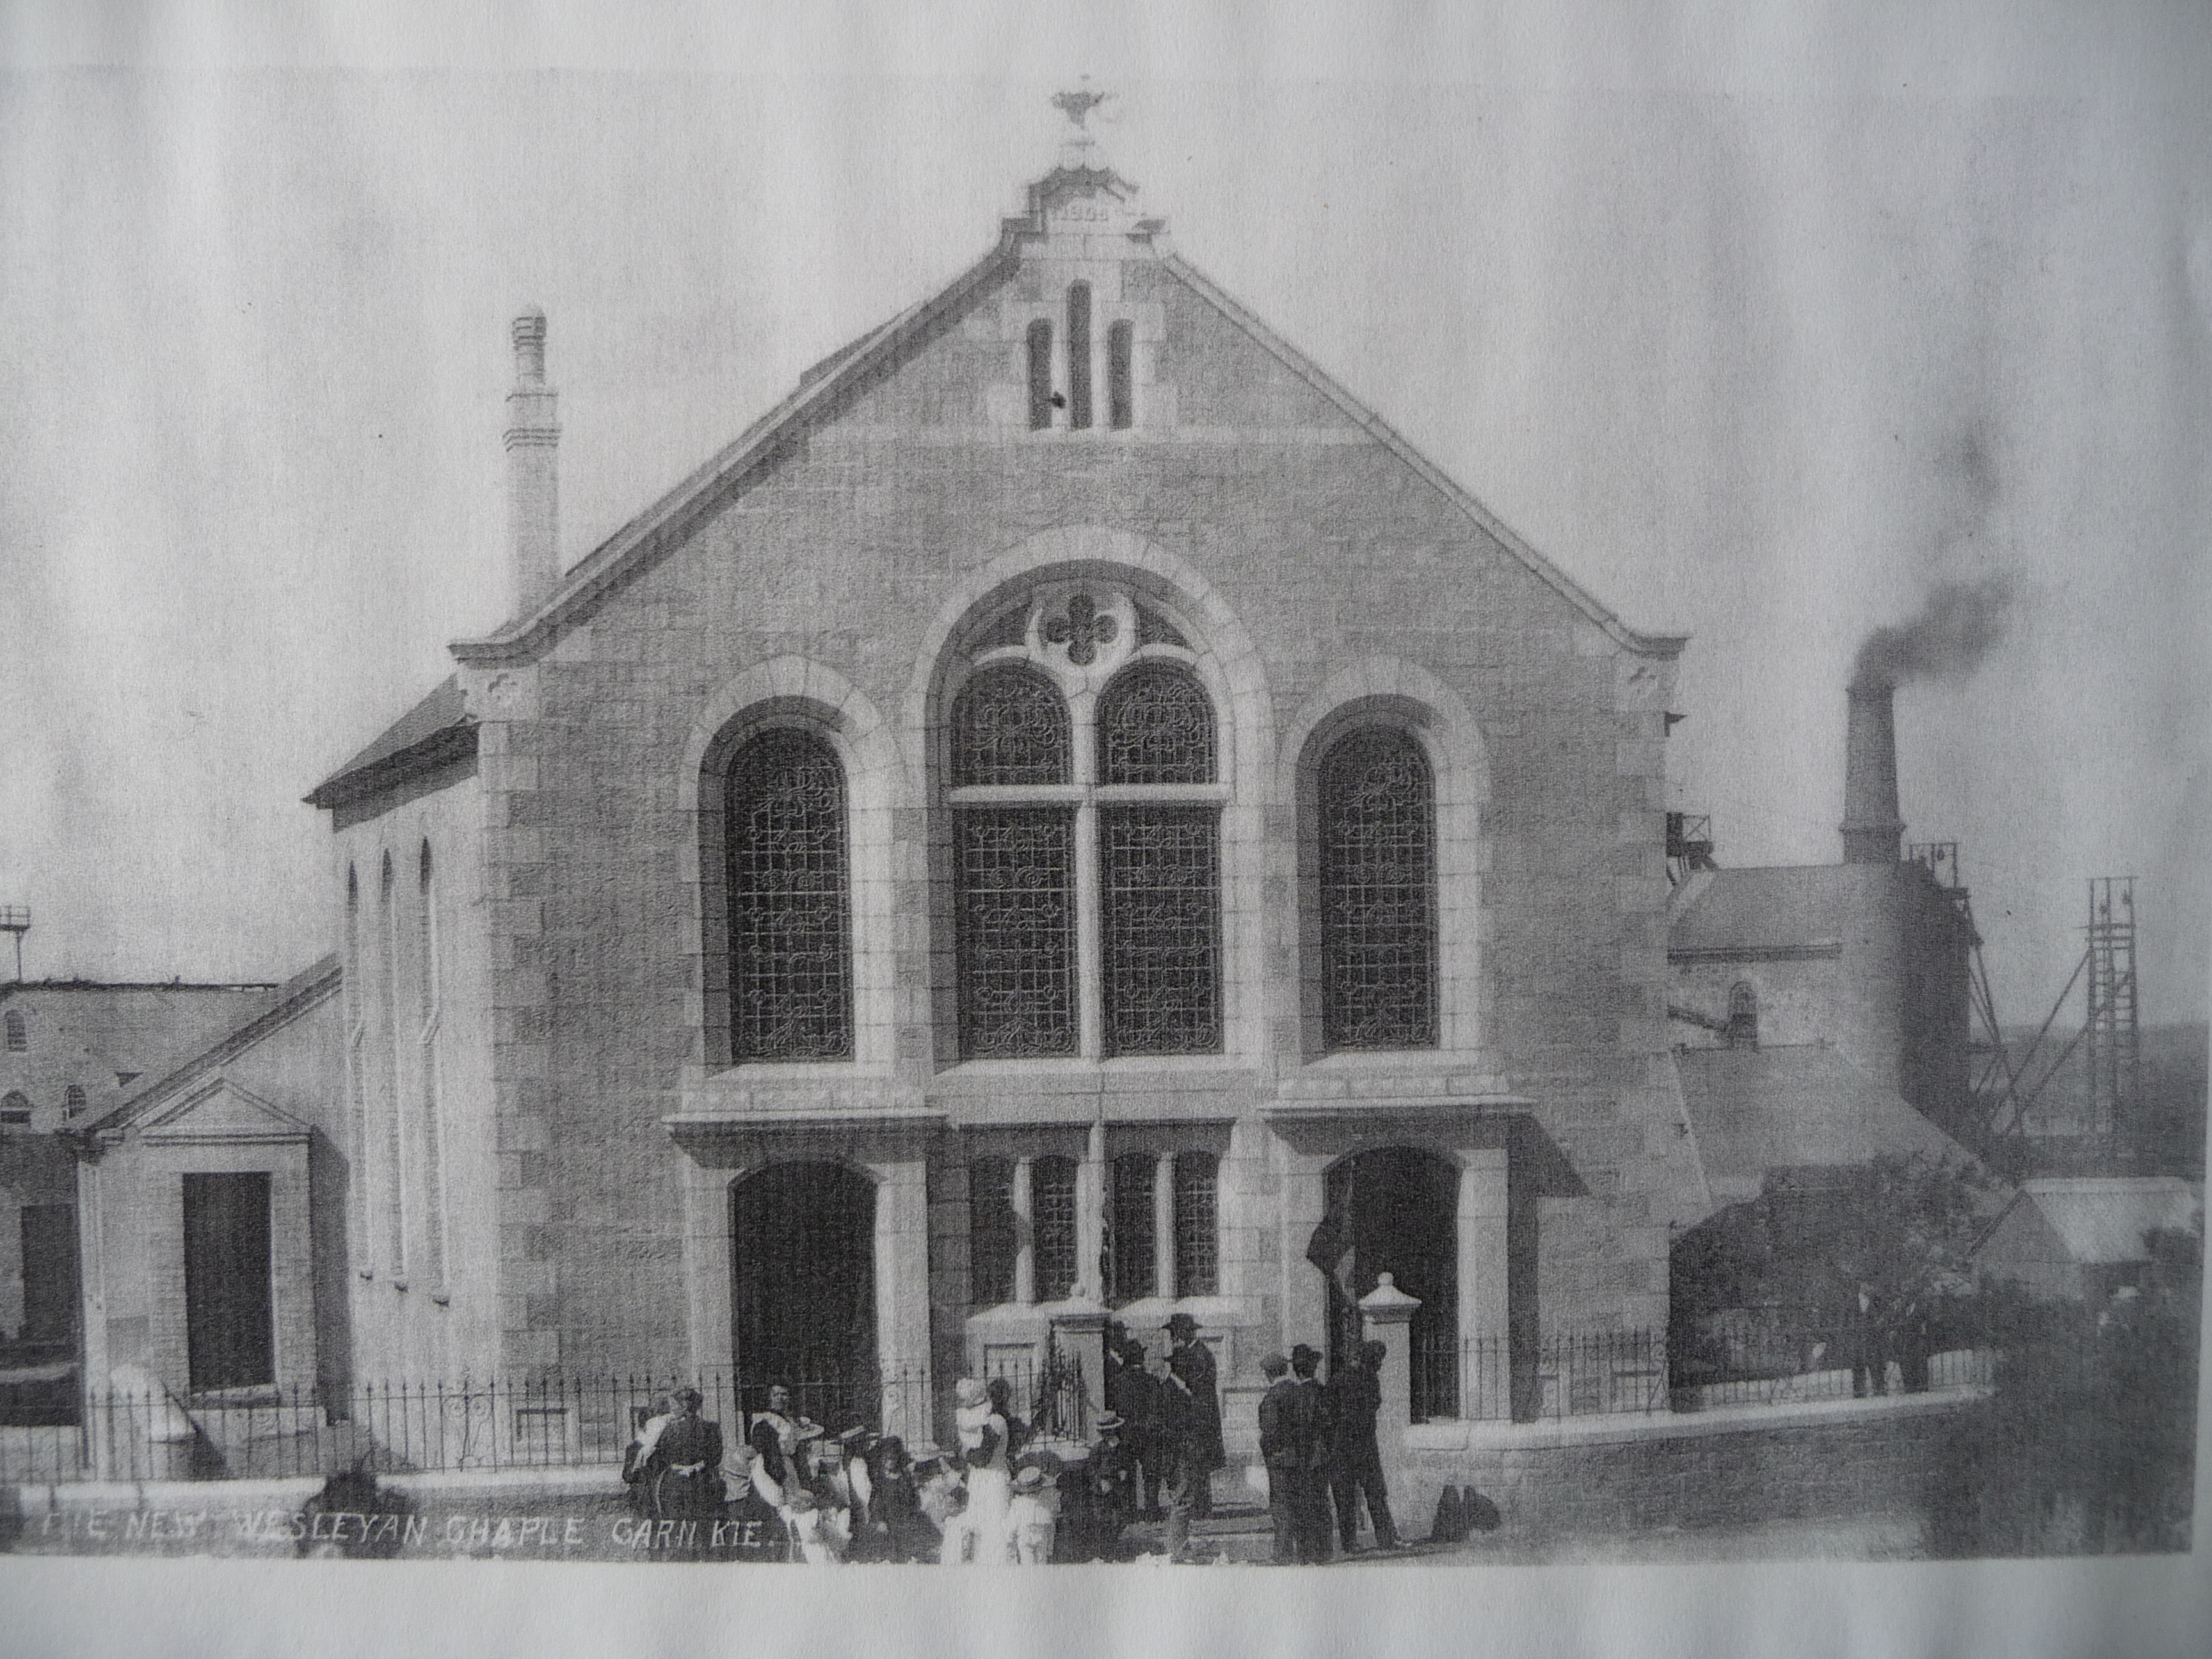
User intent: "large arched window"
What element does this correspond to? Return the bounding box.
[1318,727,1439,1050]
[726,728,853,1061]
[949,641,1221,1060]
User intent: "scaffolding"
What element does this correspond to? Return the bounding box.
[2084,876,2142,1157]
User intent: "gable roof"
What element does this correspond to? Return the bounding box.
[84,955,341,1137]
[441,163,1687,672]
[1669,867,1848,961]
[305,674,475,810]
[1674,1043,1976,1203]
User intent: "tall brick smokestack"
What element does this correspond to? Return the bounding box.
[1839,682,1905,863]
[505,307,559,612]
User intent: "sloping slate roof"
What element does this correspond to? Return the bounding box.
[2013,1178,2201,1264]
[307,675,472,805]
[1675,1043,1973,1199]
[438,164,1684,671]
[88,956,341,1135]
[1670,867,1847,958]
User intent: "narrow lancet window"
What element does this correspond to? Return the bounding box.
[1026,318,1054,430]
[726,728,854,1061]
[1066,282,1093,429]
[1107,319,1134,429]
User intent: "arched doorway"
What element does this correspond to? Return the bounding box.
[1317,1147,1459,1421]
[731,1162,878,1427]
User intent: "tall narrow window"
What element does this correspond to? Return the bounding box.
[1025,318,1054,430]
[1032,1154,1080,1301]
[1319,728,1439,1050]
[1106,1153,1157,1305]
[378,850,406,1277]
[1098,664,1220,1056]
[969,1157,1017,1306]
[417,840,448,1287]
[1066,282,1093,429]
[953,667,1077,1058]
[64,1084,85,1115]
[1107,319,1134,429]
[1172,1153,1220,1297]
[343,864,367,1274]
[727,728,853,1061]
[3,1010,24,1052]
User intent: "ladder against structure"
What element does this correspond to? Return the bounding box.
[2085,876,2140,1171]
[0,904,28,983]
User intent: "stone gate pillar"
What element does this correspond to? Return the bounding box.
[1359,1272,1422,1452]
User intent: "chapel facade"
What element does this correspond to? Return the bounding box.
[303,139,1708,1445]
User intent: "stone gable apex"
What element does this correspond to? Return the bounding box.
[447,161,1684,671]
[138,1077,310,1146]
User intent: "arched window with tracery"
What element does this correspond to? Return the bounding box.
[1318,727,1439,1050]
[949,633,1221,1061]
[726,728,853,1061]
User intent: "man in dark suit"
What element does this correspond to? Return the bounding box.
[1254,1353,1306,1564]
[1162,1312,1222,1560]
[1288,1345,1335,1562]
[1326,1338,1400,1552]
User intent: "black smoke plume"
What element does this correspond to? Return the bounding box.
[1850,573,2016,693]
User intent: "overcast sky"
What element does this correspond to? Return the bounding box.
[1,3,2206,1031]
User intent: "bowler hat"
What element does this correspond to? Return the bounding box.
[1093,1412,1125,1432]
[1164,1312,1199,1334]
[1262,1352,1289,1378]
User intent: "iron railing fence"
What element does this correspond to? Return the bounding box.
[0,1367,931,1487]
[1411,1317,2000,1424]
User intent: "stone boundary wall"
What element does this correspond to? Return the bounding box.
[1402,1390,1983,1541]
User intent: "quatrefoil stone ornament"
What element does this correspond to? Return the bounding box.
[1044,593,1119,666]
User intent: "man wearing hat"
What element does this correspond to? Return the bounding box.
[1288,1345,1335,1562]
[1255,1353,1306,1563]
[1160,1313,1222,1560]
[638,1386,725,1557]
[1326,1338,1400,1553]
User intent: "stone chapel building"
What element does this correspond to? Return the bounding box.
[295,138,1710,1445]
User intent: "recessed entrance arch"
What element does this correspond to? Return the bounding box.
[730,1161,878,1427]
[1318,1146,1459,1421]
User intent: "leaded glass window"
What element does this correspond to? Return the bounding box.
[1033,1155,1079,1301]
[1319,728,1439,1049]
[1100,806,1221,1056]
[1173,1153,1219,1297]
[947,591,1222,1062]
[1105,1153,1157,1305]
[727,728,854,1061]
[1098,663,1214,785]
[956,810,1078,1057]
[970,1157,1017,1306]
[952,666,1070,786]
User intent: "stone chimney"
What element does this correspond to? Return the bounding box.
[1839,682,1905,863]
[504,307,559,612]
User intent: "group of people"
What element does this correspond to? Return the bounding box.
[1256,1338,1402,1564]
[618,1311,1233,1566]
[620,1316,1397,1567]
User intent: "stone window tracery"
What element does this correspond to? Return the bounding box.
[947,588,1221,1061]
